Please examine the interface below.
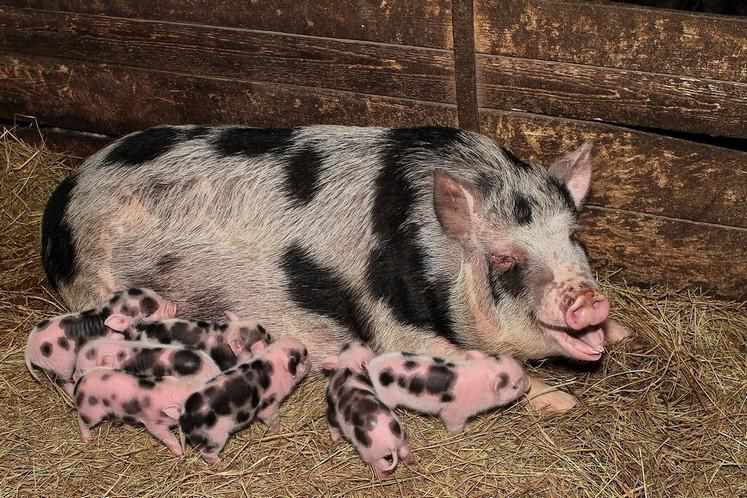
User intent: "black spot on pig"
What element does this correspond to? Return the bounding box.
[142,322,171,344]
[340,342,352,352]
[490,263,526,300]
[173,350,202,375]
[326,396,339,428]
[138,378,156,389]
[117,351,126,362]
[282,242,373,343]
[501,147,532,171]
[35,320,51,331]
[105,127,179,166]
[183,126,209,141]
[76,391,85,407]
[80,414,91,425]
[88,396,98,406]
[355,373,373,387]
[225,376,253,406]
[379,369,395,387]
[409,376,425,395]
[103,398,110,407]
[441,393,454,403]
[85,348,97,360]
[354,427,371,448]
[59,313,106,340]
[397,376,407,388]
[332,369,352,392]
[236,411,251,424]
[128,288,144,296]
[287,351,301,376]
[205,411,217,428]
[41,174,78,291]
[210,345,237,370]
[123,399,141,414]
[433,357,445,364]
[40,342,53,357]
[186,393,204,413]
[512,192,534,225]
[122,415,138,425]
[284,144,323,207]
[497,373,509,389]
[211,391,231,416]
[548,176,577,214]
[212,127,294,158]
[102,373,111,381]
[403,360,418,370]
[389,419,401,437]
[140,297,159,316]
[57,337,70,350]
[425,365,456,394]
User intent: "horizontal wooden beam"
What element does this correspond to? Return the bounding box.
[0,0,454,49]
[480,109,747,229]
[0,54,458,137]
[0,7,456,104]
[475,0,747,83]
[476,54,747,139]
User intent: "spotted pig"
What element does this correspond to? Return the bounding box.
[74,367,213,456]
[322,342,414,479]
[73,338,222,383]
[368,351,528,433]
[24,287,177,396]
[43,125,632,413]
[177,337,310,464]
[105,311,270,370]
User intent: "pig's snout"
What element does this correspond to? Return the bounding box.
[496,355,529,398]
[564,289,609,330]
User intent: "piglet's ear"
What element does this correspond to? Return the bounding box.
[464,350,488,361]
[230,339,244,355]
[224,311,239,322]
[320,355,338,371]
[104,313,131,332]
[161,406,181,421]
[433,169,480,247]
[548,142,593,209]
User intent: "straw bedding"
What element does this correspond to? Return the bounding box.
[1,128,745,498]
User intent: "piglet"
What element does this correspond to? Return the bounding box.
[74,366,213,456]
[322,341,414,479]
[176,337,310,465]
[104,311,270,370]
[367,351,528,433]
[74,338,224,383]
[24,287,177,396]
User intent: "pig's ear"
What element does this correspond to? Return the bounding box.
[230,339,244,355]
[320,355,338,372]
[548,142,593,209]
[104,313,130,332]
[433,169,480,246]
[161,406,181,421]
[464,350,488,361]
[224,311,239,322]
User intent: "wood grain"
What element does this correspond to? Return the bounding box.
[475,0,747,83]
[451,0,479,132]
[0,0,454,49]
[480,109,747,228]
[578,207,747,300]
[476,54,747,139]
[0,54,458,137]
[0,7,455,104]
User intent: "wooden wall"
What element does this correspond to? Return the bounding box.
[0,0,745,299]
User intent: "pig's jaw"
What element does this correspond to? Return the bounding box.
[542,325,605,361]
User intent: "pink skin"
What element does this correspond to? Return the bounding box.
[368,351,528,433]
[324,343,414,479]
[73,338,222,383]
[75,367,209,456]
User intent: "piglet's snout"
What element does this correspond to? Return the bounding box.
[498,355,529,396]
[564,289,609,331]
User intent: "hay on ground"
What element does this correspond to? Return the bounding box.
[0,127,745,498]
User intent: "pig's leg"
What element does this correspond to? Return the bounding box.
[439,408,467,434]
[526,376,577,414]
[145,423,183,457]
[78,416,93,443]
[398,444,416,465]
[329,425,342,442]
[201,451,221,466]
[604,318,632,344]
[257,403,281,431]
[62,381,76,399]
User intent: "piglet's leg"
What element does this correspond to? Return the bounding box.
[328,425,342,442]
[62,381,76,399]
[145,423,183,457]
[201,451,221,466]
[526,376,577,415]
[604,318,633,345]
[78,417,93,443]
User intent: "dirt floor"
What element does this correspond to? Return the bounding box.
[1,128,745,497]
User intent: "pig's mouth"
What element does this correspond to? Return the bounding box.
[540,322,605,361]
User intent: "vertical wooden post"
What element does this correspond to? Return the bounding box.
[451,0,480,132]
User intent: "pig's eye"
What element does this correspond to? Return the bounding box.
[489,254,515,272]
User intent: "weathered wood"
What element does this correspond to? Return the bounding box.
[0,7,455,104]
[578,207,747,301]
[0,54,458,137]
[476,55,747,139]
[475,0,747,83]
[480,109,747,228]
[0,0,454,49]
[451,0,479,132]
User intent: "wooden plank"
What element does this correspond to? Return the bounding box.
[476,55,747,139]
[479,109,747,229]
[451,0,479,132]
[475,0,747,83]
[0,54,458,137]
[578,207,747,301]
[10,125,111,161]
[0,7,455,104]
[0,0,454,49]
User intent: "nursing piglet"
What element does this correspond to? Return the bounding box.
[74,366,214,456]
[323,341,414,479]
[368,351,529,433]
[25,287,177,396]
[177,337,310,464]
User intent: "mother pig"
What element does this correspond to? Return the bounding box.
[41,125,630,412]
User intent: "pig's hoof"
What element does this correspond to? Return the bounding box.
[527,389,577,415]
[605,319,633,345]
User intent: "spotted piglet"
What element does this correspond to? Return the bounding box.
[104,311,270,370]
[177,337,310,464]
[322,341,414,479]
[24,287,177,396]
[368,351,529,433]
[74,366,215,456]
[74,338,223,383]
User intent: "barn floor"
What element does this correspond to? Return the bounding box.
[1,128,745,498]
